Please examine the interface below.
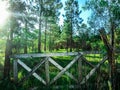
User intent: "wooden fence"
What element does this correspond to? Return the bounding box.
[11,52,107,86]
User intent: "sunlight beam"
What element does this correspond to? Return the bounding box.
[0,1,9,26]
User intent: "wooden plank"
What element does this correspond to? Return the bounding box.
[13,59,18,81]
[17,59,46,85]
[10,51,100,58]
[78,57,82,83]
[19,58,47,84]
[81,56,107,84]
[48,57,78,82]
[45,59,50,85]
[11,52,79,58]
[50,55,81,85]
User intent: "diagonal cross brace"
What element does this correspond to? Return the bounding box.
[48,57,78,82]
[25,58,48,78]
[81,56,107,84]
[18,60,46,85]
[50,55,82,85]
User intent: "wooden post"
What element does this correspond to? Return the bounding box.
[13,59,18,81]
[78,57,82,83]
[45,58,50,85]
[4,39,12,79]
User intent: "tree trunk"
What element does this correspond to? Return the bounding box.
[70,32,72,52]
[110,22,116,90]
[4,25,13,79]
[3,39,12,79]
[99,28,116,90]
[24,19,28,53]
[66,38,68,52]
[70,18,73,52]
[44,17,47,51]
[24,45,27,53]
[38,0,42,53]
[108,0,116,88]
[38,15,42,53]
[48,36,50,51]
[49,27,52,52]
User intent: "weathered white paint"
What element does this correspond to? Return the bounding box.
[17,59,46,85]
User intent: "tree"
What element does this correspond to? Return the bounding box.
[3,0,26,78]
[3,0,38,78]
[61,21,69,51]
[63,0,82,52]
[84,0,120,89]
[38,0,43,53]
[78,23,91,50]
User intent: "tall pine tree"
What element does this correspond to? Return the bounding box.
[64,0,82,52]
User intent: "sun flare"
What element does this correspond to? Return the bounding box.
[0,1,9,26]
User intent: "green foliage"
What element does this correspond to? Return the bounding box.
[84,0,120,30]
[60,0,83,51]
[0,78,20,90]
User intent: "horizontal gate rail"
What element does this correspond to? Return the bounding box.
[10,51,100,58]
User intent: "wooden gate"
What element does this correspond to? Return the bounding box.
[11,52,107,86]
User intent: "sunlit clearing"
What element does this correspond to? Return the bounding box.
[0,1,9,26]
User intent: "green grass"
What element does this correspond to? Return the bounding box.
[0,53,4,66]
[53,49,67,53]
